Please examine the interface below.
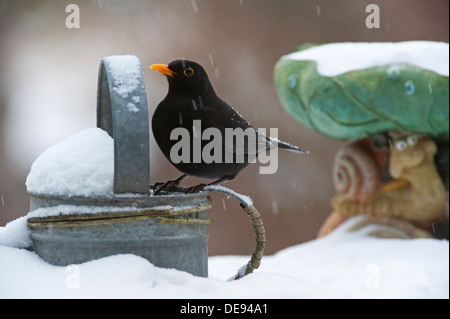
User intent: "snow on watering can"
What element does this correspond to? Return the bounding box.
[26,55,211,277]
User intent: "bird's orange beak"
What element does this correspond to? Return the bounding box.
[150,64,176,77]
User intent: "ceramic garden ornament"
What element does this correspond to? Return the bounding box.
[275,41,449,237]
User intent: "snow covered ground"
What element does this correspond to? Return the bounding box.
[0,217,448,299]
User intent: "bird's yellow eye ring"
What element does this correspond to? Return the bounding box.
[184,67,194,77]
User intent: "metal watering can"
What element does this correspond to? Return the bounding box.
[27,56,211,277]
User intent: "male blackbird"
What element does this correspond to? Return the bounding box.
[150,60,308,194]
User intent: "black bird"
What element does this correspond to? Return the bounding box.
[150,60,308,194]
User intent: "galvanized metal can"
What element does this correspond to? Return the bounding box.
[28,191,211,277]
[27,56,211,277]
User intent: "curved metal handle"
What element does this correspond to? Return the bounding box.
[97,55,150,194]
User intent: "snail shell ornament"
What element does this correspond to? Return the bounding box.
[332,139,383,202]
[332,133,447,224]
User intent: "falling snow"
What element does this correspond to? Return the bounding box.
[271,201,279,215]
[214,67,220,79]
[191,0,198,13]
[192,100,198,111]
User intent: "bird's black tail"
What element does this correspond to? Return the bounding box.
[270,137,309,154]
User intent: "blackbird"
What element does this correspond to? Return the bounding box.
[150,60,308,194]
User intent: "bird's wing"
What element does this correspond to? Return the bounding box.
[198,98,270,157]
[223,127,271,157]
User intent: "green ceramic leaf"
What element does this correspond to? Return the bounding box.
[274,54,449,141]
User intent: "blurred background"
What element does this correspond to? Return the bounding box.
[0,0,448,255]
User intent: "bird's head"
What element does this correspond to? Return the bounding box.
[150,60,212,96]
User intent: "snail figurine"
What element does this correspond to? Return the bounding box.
[331,133,446,224]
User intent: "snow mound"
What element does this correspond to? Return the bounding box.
[26,128,114,197]
[0,217,448,298]
[284,41,449,77]
[0,217,31,249]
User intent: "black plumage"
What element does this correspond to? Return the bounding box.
[150,60,307,193]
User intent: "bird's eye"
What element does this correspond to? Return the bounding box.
[395,140,407,151]
[407,135,418,146]
[183,67,194,77]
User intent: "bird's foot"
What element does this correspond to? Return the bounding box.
[153,181,178,195]
[154,174,187,195]
[185,183,208,194]
[153,181,166,188]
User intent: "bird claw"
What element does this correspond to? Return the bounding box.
[154,180,183,195]
[153,181,166,188]
[153,174,188,195]
[153,181,177,195]
[185,184,207,194]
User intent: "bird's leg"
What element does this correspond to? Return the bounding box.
[154,174,188,195]
[185,176,230,194]
[153,173,187,189]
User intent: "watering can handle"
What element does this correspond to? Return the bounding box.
[96,55,150,194]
